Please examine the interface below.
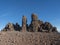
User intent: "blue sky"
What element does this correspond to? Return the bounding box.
[0,0,60,32]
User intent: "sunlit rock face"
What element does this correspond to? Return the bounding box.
[2,23,21,31]
[2,23,15,31]
[30,13,39,32]
[1,13,58,33]
[21,16,27,32]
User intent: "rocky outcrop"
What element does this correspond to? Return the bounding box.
[2,23,21,31]
[2,13,58,33]
[1,13,59,45]
[28,13,58,32]
[30,13,39,32]
[14,23,21,31]
[21,16,27,32]
[2,23,15,31]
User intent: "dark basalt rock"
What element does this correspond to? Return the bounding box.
[14,23,21,31]
[52,27,57,32]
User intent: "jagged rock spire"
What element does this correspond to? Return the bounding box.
[21,16,27,32]
[31,13,38,21]
[14,23,21,31]
[31,13,39,32]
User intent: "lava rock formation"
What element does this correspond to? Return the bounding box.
[2,13,58,32]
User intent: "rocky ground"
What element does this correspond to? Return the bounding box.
[0,31,60,45]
